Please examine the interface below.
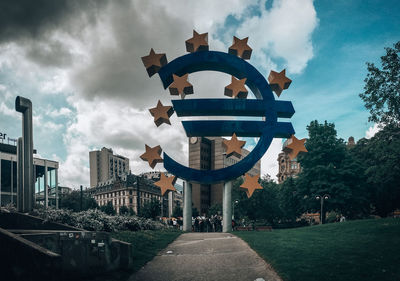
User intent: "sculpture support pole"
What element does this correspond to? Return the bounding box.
[17,137,23,211]
[44,161,48,208]
[223,181,232,232]
[55,168,59,209]
[168,191,173,218]
[183,181,192,232]
[15,96,33,212]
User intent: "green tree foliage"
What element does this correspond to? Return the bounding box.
[129,207,136,216]
[351,124,400,217]
[100,201,116,215]
[172,205,183,217]
[278,177,303,222]
[207,203,222,217]
[296,120,369,222]
[60,190,98,212]
[360,41,400,125]
[119,205,129,215]
[140,198,161,219]
[232,176,281,224]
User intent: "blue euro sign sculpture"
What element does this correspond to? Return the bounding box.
[156,51,295,184]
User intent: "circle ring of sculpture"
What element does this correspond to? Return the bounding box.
[157,51,294,184]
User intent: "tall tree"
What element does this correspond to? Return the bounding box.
[351,124,400,217]
[359,41,400,125]
[140,198,161,219]
[60,190,98,212]
[296,120,369,222]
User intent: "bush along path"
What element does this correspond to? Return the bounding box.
[31,207,167,232]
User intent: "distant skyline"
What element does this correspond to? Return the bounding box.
[1,0,399,188]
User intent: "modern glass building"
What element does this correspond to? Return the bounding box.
[0,143,59,207]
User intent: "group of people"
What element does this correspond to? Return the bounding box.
[192,215,229,232]
[162,215,239,232]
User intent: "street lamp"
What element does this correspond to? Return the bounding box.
[232,199,239,220]
[315,194,330,224]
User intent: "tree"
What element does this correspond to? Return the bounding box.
[232,176,281,224]
[60,191,98,212]
[140,198,161,219]
[101,201,116,215]
[360,41,400,125]
[172,205,183,217]
[296,120,369,222]
[207,203,222,217]
[119,205,129,215]
[278,177,303,222]
[129,207,136,216]
[351,124,400,217]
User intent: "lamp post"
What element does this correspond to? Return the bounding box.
[315,194,330,224]
[232,199,239,220]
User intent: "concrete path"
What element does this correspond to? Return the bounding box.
[129,233,282,281]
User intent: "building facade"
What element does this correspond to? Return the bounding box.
[277,136,356,184]
[0,143,59,207]
[89,147,130,188]
[188,136,261,214]
[87,173,182,216]
[276,152,301,184]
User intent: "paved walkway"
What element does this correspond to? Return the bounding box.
[129,233,282,281]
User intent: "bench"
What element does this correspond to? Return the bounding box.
[255,226,273,231]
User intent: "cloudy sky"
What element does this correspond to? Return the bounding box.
[0,0,399,188]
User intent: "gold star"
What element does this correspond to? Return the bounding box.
[222,133,246,158]
[185,30,209,53]
[141,48,168,77]
[240,174,263,198]
[140,144,163,169]
[224,76,248,99]
[154,173,177,196]
[268,69,292,97]
[228,36,252,60]
[168,74,194,99]
[149,100,174,127]
[283,135,308,160]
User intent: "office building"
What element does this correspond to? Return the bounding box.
[0,143,59,207]
[89,147,130,188]
[188,136,261,214]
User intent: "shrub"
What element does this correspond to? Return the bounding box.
[32,207,166,232]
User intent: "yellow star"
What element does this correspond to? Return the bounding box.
[149,100,174,127]
[141,48,168,77]
[168,74,194,99]
[283,135,308,160]
[240,174,263,198]
[268,69,292,97]
[185,30,209,53]
[222,133,246,158]
[224,76,248,99]
[154,173,177,196]
[228,36,252,60]
[140,144,163,169]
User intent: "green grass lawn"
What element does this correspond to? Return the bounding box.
[235,218,400,281]
[112,229,182,272]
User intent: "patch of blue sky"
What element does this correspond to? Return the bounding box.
[0,67,72,161]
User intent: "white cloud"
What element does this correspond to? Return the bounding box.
[48,107,72,118]
[237,0,318,74]
[58,95,188,187]
[261,138,283,181]
[0,101,20,118]
[365,123,382,139]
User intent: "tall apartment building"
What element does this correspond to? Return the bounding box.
[188,136,261,214]
[89,147,130,188]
